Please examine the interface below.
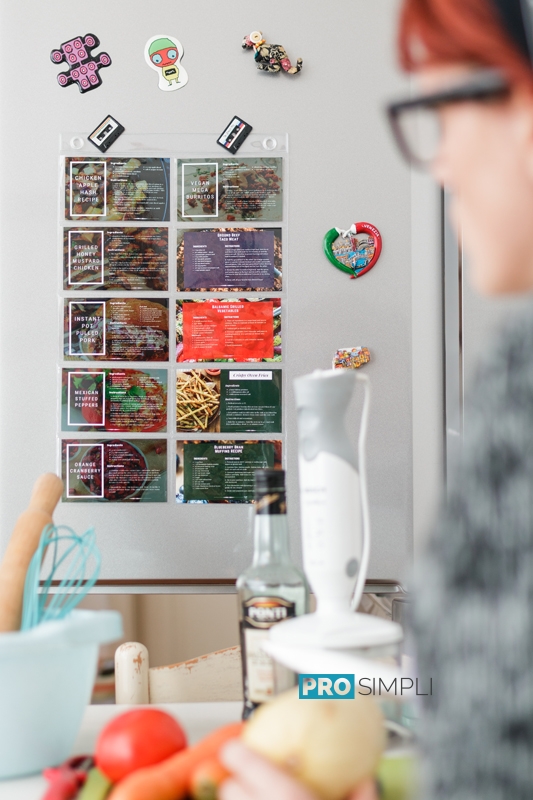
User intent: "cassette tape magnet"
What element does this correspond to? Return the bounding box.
[217,116,252,154]
[88,115,125,152]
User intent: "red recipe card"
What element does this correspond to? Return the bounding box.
[182,300,274,361]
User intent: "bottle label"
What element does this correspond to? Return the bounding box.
[242,596,296,704]
[255,491,286,516]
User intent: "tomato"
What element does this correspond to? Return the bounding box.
[81,405,104,425]
[95,708,187,783]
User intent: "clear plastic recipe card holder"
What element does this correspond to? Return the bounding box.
[57,133,288,507]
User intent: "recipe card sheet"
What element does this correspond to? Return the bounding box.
[59,135,286,518]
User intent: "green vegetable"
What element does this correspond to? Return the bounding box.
[121,398,142,413]
[78,768,112,800]
[377,754,418,800]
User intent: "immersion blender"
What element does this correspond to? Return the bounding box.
[271,368,401,649]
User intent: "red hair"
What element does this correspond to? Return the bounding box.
[398,0,533,86]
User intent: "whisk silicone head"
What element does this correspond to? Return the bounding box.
[21,524,101,631]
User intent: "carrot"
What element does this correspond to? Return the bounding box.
[189,756,231,800]
[0,474,64,631]
[110,722,244,800]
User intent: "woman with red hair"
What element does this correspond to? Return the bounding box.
[220,1,533,798]
[387,1,533,798]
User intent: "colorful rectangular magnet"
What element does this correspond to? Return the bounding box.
[144,35,188,91]
[50,34,111,93]
[332,347,371,369]
[217,117,253,154]
[88,116,125,152]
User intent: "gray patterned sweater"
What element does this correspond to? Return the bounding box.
[412,306,533,799]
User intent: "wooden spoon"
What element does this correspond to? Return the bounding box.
[0,473,64,632]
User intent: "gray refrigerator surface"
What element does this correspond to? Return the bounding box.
[0,0,443,588]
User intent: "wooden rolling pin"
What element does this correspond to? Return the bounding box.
[0,473,64,632]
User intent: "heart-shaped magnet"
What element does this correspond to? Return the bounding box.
[323,222,382,279]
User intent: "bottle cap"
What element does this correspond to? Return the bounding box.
[254,469,286,495]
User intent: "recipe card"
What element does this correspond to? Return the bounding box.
[65,157,170,221]
[64,297,169,362]
[177,228,281,291]
[62,439,167,502]
[176,299,281,363]
[178,158,283,222]
[176,369,281,433]
[64,228,168,291]
[176,440,282,503]
[62,368,167,432]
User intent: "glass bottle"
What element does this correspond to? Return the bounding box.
[237,469,309,719]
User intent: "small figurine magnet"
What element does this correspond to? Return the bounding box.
[88,115,125,152]
[242,31,302,75]
[144,35,188,91]
[332,347,371,370]
[324,222,382,279]
[50,34,111,93]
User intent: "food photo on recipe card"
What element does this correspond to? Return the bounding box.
[176,439,282,504]
[63,227,169,291]
[61,439,167,502]
[176,298,281,363]
[61,368,167,433]
[64,297,169,362]
[176,368,282,433]
[177,228,282,292]
[177,157,282,222]
[65,156,170,221]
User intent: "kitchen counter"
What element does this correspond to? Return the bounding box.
[2,701,242,800]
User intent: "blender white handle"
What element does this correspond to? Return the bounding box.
[351,373,371,611]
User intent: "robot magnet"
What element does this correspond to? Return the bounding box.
[144,35,188,91]
[50,34,111,93]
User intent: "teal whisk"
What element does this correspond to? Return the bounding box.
[21,524,101,630]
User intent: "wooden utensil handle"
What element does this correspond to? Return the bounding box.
[0,509,53,632]
[29,473,64,516]
[0,473,64,632]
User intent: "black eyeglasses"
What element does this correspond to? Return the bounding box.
[386,69,510,169]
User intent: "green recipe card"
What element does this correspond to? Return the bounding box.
[220,370,281,432]
[176,440,282,503]
[176,369,281,433]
